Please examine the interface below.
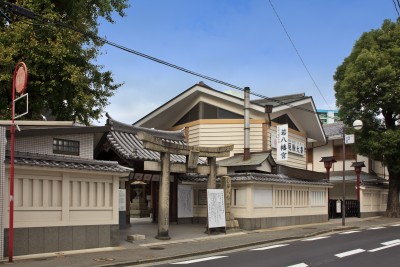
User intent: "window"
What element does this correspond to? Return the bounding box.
[173,102,243,126]
[53,138,80,156]
[333,144,356,161]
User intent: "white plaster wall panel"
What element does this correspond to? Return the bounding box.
[360,189,387,213]
[10,134,94,159]
[4,168,117,228]
[312,144,331,172]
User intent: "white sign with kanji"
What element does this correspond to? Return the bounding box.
[277,124,289,161]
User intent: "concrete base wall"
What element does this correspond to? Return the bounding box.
[237,215,328,231]
[360,211,385,218]
[183,215,327,231]
[4,224,119,256]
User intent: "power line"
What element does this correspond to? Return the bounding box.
[393,0,400,16]
[1,2,338,120]
[267,0,333,111]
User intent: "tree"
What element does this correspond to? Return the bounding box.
[0,0,129,125]
[334,19,400,217]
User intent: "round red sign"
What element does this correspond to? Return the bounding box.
[14,62,28,95]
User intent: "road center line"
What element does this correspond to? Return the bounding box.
[339,230,361,235]
[251,244,289,251]
[171,256,228,264]
[302,236,330,241]
[287,263,308,267]
[335,249,365,258]
[368,239,400,252]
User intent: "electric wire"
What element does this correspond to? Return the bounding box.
[394,0,400,16]
[267,0,333,111]
[1,2,337,120]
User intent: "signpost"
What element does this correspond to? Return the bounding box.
[207,189,226,234]
[9,62,28,262]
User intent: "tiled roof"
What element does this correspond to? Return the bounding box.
[275,164,326,181]
[323,122,344,137]
[330,170,388,187]
[106,114,197,164]
[217,152,275,167]
[5,151,132,173]
[179,172,331,186]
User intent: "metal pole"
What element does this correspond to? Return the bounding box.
[342,127,346,227]
[8,68,16,263]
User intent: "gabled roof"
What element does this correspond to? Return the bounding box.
[5,151,132,174]
[105,114,191,164]
[133,82,326,143]
[179,172,331,187]
[251,93,308,107]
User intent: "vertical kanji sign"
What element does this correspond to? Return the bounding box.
[277,124,288,161]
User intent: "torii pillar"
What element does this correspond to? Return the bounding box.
[138,131,233,240]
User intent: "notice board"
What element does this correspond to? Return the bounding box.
[178,185,193,218]
[207,189,226,228]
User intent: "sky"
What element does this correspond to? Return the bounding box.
[94,0,398,125]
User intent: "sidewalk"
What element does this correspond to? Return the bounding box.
[4,216,400,267]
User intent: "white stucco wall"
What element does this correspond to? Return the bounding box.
[4,167,120,228]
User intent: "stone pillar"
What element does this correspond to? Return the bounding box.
[207,157,217,189]
[221,176,239,230]
[156,152,171,240]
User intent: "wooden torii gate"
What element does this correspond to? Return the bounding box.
[137,131,234,240]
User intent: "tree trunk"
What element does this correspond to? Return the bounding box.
[385,168,400,218]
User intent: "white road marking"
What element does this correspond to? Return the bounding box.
[335,249,365,258]
[251,244,289,251]
[287,263,308,267]
[302,236,330,241]
[339,230,361,235]
[368,227,385,230]
[382,239,400,246]
[391,224,400,227]
[368,239,400,252]
[171,256,228,264]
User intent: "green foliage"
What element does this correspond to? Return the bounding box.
[334,19,400,216]
[0,0,129,125]
[334,19,400,168]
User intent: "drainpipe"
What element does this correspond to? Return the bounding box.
[244,87,250,161]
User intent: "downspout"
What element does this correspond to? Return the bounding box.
[244,87,250,161]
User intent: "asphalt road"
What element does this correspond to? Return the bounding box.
[151,224,400,267]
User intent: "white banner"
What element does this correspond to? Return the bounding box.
[271,133,305,156]
[277,124,289,161]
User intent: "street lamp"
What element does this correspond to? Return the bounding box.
[320,156,337,218]
[351,161,365,217]
[341,119,363,226]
